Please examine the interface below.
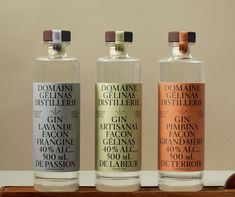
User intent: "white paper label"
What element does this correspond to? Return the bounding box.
[52,30,62,44]
[33,83,80,172]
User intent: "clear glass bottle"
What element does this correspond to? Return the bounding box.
[158,31,205,191]
[33,30,80,192]
[95,31,142,192]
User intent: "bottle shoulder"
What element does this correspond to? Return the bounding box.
[159,56,204,64]
[97,56,140,63]
[36,56,79,62]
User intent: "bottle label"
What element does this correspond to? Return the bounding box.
[33,83,80,172]
[52,30,62,44]
[158,83,204,171]
[96,83,142,172]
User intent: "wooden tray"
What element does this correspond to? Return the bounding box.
[1,186,235,197]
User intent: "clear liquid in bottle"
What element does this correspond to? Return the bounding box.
[158,31,205,191]
[95,31,142,192]
[33,30,80,192]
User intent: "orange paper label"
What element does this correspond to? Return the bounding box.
[158,83,205,171]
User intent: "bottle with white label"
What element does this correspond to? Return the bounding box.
[33,30,80,191]
[95,31,142,191]
[158,31,205,191]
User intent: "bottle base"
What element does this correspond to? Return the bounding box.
[96,171,140,192]
[34,171,79,192]
[34,183,78,192]
[159,178,203,192]
[158,171,203,192]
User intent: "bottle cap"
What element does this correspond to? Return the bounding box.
[43,30,71,43]
[168,31,196,43]
[105,31,133,43]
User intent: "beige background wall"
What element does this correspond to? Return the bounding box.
[0,0,234,170]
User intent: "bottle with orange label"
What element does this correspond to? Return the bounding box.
[158,31,205,191]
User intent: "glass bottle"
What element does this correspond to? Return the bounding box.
[33,30,80,191]
[95,31,142,192]
[158,31,205,191]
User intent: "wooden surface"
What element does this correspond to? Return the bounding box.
[1,186,235,197]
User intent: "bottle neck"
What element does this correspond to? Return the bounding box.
[45,43,69,58]
[170,43,193,59]
[108,43,129,58]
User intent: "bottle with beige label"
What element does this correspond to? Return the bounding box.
[95,31,142,191]
[33,30,80,191]
[158,31,205,191]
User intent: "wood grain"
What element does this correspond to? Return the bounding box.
[1,186,235,197]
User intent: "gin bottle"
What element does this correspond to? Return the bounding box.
[33,30,80,191]
[95,31,142,191]
[158,31,205,191]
